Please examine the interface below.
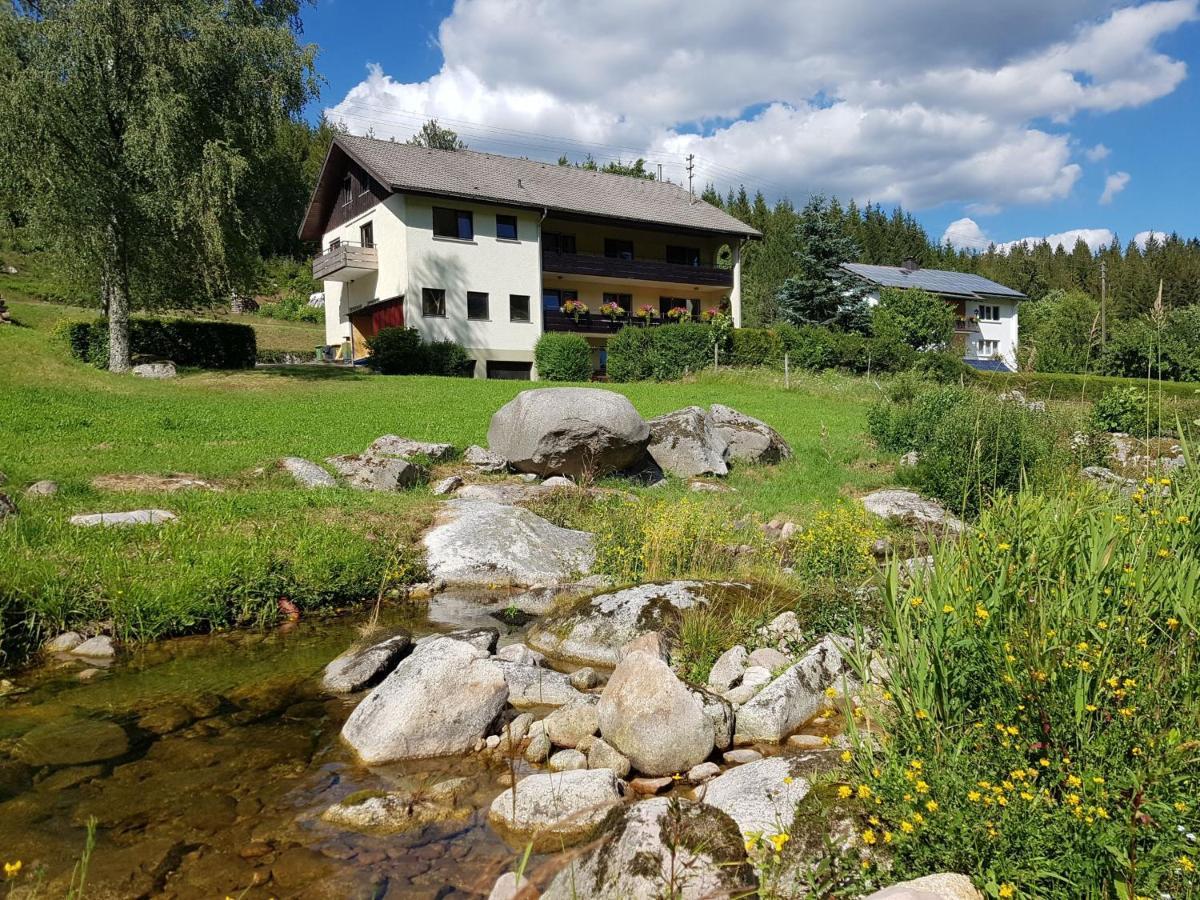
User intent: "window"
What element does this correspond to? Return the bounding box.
[487,361,532,380]
[602,292,632,309]
[432,206,474,240]
[340,175,352,206]
[358,171,371,196]
[666,245,701,266]
[509,294,531,322]
[422,287,446,317]
[543,232,576,254]
[467,291,489,320]
[359,222,374,249]
[543,288,577,312]
[976,338,1000,356]
[328,237,342,250]
[659,296,700,317]
[977,304,1000,322]
[604,238,634,260]
[496,214,519,241]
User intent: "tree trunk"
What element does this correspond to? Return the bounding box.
[104,221,131,373]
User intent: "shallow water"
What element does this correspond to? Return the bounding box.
[0,596,562,899]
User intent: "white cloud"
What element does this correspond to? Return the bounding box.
[1134,229,1169,246]
[941,220,1169,252]
[942,218,993,251]
[1100,171,1131,204]
[1086,143,1112,161]
[325,0,1198,211]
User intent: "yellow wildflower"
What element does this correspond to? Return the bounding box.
[999,884,1015,898]
[838,785,853,800]
[1168,617,1180,628]
[915,780,930,794]
[910,596,924,608]
[968,790,982,802]
[975,606,990,621]
[915,709,929,720]
[4,861,20,879]
[857,784,872,799]
[769,832,790,853]
[840,750,853,763]
[900,820,915,833]
[1179,856,1196,873]
[861,828,877,845]
[997,542,1011,551]
[925,800,939,812]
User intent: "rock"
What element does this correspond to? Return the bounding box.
[91,473,219,493]
[758,611,805,651]
[866,873,983,900]
[748,647,792,671]
[689,480,731,493]
[542,797,756,900]
[709,404,791,464]
[321,782,472,836]
[132,360,176,379]
[69,509,176,527]
[327,454,426,491]
[24,480,59,497]
[542,475,574,488]
[442,626,500,654]
[1082,465,1139,494]
[341,636,508,763]
[71,635,117,658]
[708,645,749,693]
[487,768,622,852]
[77,668,102,681]
[524,730,551,763]
[502,712,536,748]
[279,457,336,488]
[586,738,631,779]
[597,646,714,776]
[424,499,594,587]
[548,748,587,771]
[496,643,544,666]
[321,632,412,693]
[567,667,600,690]
[701,756,812,838]
[367,434,454,461]
[724,666,773,706]
[432,475,464,495]
[629,776,673,795]
[136,703,195,735]
[788,733,830,750]
[647,406,730,478]
[527,581,748,667]
[733,635,858,744]
[544,697,599,748]
[0,493,13,519]
[723,748,762,765]
[44,631,84,653]
[16,718,130,766]
[899,450,920,468]
[694,687,734,750]
[861,489,965,534]
[488,871,539,900]
[455,482,553,504]
[464,444,509,473]
[487,387,651,478]
[486,735,502,750]
[688,762,721,784]
[620,630,671,663]
[495,661,587,708]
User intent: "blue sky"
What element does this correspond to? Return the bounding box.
[302,1,1200,252]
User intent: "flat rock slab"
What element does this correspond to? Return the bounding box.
[132,360,176,379]
[92,473,220,492]
[494,661,586,708]
[366,435,455,461]
[71,635,117,658]
[454,482,554,505]
[280,457,336,488]
[70,509,177,527]
[423,499,594,587]
[488,768,622,852]
[700,755,813,838]
[861,489,965,534]
[321,780,472,836]
[321,632,412,694]
[16,719,130,767]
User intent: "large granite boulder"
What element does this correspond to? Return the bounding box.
[321,632,412,694]
[424,499,594,587]
[866,874,983,900]
[647,406,729,478]
[542,798,756,899]
[526,581,749,667]
[494,661,587,708]
[709,404,791,464]
[487,388,650,478]
[341,636,507,763]
[487,768,623,852]
[700,755,813,838]
[598,646,713,776]
[733,635,857,744]
[861,489,965,534]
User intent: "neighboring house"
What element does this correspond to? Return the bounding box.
[841,261,1024,371]
[299,134,759,379]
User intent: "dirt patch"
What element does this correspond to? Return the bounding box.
[91,473,223,493]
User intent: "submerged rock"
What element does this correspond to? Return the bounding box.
[424,499,594,587]
[542,797,756,899]
[647,406,730,478]
[44,631,84,653]
[16,719,130,767]
[709,404,791,464]
[321,780,472,835]
[861,489,965,534]
[487,768,622,852]
[321,632,412,694]
[700,756,813,838]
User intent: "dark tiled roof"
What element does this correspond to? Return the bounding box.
[334,134,760,238]
[842,263,1025,299]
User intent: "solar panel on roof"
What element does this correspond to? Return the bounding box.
[963,358,1015,372]
[840,263,1024,298]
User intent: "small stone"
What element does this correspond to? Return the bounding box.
[687,762,721,784]
[748,647,791,671]
[787,734,827,750]
[865,873,983,900]
[24,480,59,497]
[689,480,729,493]
[722,748,762,765]
[524,731,551,763]
[77,668,102,681]
[778,521,798,541]
[568,667,600,690]
[707,645,748,693]
[542,475,574,488]
[544,697,599,748]
[488,871,538,900]
[45,631,84,653]
[520,473,539,483]
[71,635,117,658]
[548,748,587,771]
[629,776,673,795]
[723,666,772,705]
[586,738,631,779]
[132,360,176,379]
[496,643,544,667]
[0,493,14,520]
[486,735,501,749]
[503,712,535,747]
[463,445,508,473]
[432,475,464,496]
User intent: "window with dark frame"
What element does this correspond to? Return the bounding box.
[509,294,531,322]
[496,214,519,241]
[467,291,489,320]
[543,288,578,311]
[358,171,371,196]
[666,245,701,266]
[658,296,700,317]
[543,232,576,254]
[359,222,374,249]
[422,287,446,318]
[602,292,632,309]
[604,238,634,260]
[432,206,474,240]
[340,175,352,206]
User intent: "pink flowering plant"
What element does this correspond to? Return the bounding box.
[666,305,691,322]
[599,300,625,319]
[560,298,588,322]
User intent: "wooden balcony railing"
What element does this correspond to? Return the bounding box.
[541,250,732,287]
[313,241,378,281]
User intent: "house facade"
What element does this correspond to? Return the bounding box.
[841,262,1024,371]
[300,135,758,378]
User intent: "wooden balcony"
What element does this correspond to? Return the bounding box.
[313,241,378,282]
[541,250,732,287]
[544,310,700,334]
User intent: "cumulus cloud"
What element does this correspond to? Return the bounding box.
[942,219,1169,252]
[1086,143,1112,161]
[325,0,1198,211]
[1100,171,1131,204]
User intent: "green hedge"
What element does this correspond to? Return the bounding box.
[607,323,714,382]
[55,317,257,369]
[535,332,592,381]
[366,326,474,376]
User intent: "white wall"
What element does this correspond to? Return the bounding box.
[964,299,1019,369]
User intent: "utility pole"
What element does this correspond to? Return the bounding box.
[686,154,694,195]
[1100,260,1107,347]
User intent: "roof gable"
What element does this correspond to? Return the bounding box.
[841,263,1025,299]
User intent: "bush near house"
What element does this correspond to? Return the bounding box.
[607,322,714,381]
[366,326,473,376]
[534,332,592,381]
[55,317,257,369]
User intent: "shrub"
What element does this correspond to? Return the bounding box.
[56,317,256,369]
[874,287,955,350]
[257,290,323,323]
[606,322,714,381]
[534,332,592,381]
[1091,385,1150,436]
[366,327,473,376]
[424,339,474,377]
[908,350,975,384]
[778,323,840,371]
[1100,309,1200,383]
[730,327,783,368]
[1019,288,1100,373]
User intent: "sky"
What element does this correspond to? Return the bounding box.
[302,0,1200,254]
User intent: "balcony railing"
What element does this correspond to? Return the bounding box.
[544,310,704,334]
[541,249,732,287]
[313,241,378,282]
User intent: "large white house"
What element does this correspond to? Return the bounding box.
[841,262,1024,371]
[300,134,759,379]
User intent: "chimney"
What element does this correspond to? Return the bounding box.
[901,258,921,273]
